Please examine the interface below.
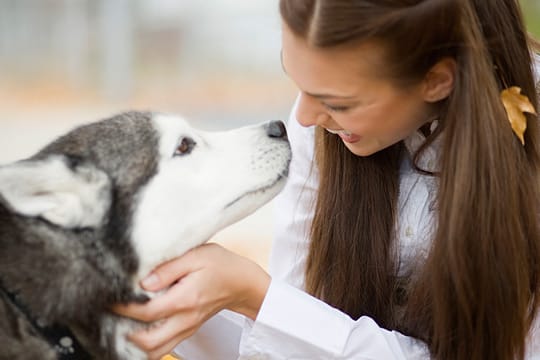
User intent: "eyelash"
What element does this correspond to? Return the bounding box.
[323,104,350,113]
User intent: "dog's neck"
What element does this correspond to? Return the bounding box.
[0,201,143,317]
[0,279,93,359]
[0,201,150,359]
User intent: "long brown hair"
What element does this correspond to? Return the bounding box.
[280,1,540,359]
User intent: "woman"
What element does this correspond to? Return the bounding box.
[116,0,540,359]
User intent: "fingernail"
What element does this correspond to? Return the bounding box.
[141,273,159,289]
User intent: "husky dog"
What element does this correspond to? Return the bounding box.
[0,111,291,359]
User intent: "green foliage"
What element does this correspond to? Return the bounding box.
[521,0,540,37]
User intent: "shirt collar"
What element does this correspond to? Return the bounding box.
[403,120,441,173]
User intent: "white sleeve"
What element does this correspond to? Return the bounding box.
[172,310,244,360]
[239,280,429,359]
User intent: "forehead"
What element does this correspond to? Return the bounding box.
[153,113,192,134]
[281,23,387,95]
[35,112,161,190]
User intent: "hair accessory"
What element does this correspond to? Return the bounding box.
[500,86,537,145]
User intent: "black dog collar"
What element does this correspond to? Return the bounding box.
[0,282,93,360]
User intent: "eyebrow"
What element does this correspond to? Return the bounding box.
[280,50,357,101]
[304,92,357,100]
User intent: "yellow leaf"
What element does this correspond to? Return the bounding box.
[161,355,181,360]
[500,86,537,145]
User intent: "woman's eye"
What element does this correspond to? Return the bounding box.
[323,104,350,112]
[174,137,196,156]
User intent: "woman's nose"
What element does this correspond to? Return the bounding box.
[295,93,331,127]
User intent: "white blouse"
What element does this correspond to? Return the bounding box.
[174,57,540,359]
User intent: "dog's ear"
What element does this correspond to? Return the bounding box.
[0,155,111,229]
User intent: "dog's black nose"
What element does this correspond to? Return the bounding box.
[265,120,287,139]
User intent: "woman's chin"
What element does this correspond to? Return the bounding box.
[344,141,376,157]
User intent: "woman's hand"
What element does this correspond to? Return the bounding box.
[113,242,271,360]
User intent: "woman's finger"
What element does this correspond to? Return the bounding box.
[111,302,149,320]
[130,310,202,353]
[140,245,208,291]
[112,286,187,322]
[147,332,191,360]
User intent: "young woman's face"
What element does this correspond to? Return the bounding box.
[281,25,432,156]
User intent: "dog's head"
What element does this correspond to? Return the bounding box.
[0,111,291,284]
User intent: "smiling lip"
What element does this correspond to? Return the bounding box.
[338,132,361,143]
[325,128,362,144]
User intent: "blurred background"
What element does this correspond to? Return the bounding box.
[0,0,539,269]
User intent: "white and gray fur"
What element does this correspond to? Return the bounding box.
[0,111,291,359]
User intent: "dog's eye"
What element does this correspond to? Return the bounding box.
[174,137,196,156]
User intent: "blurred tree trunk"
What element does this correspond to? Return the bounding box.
[99,0,134,101]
